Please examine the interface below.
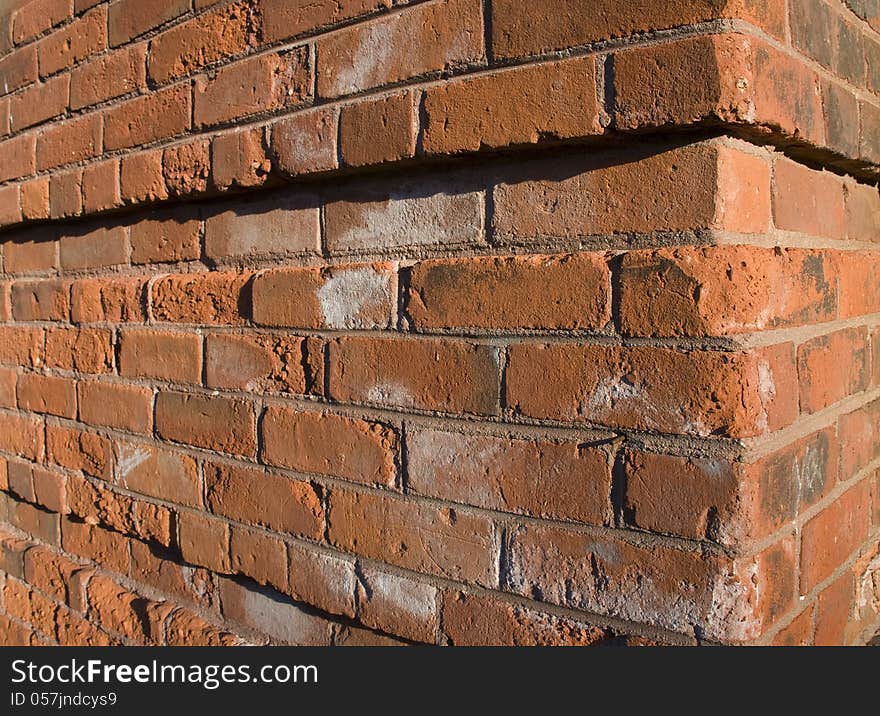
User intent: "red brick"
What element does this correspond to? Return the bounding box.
[178,511,229,573]
[0,46,38,94]
[329,336,500,415]
[619,246,837,337]
[859,100,880,165]
[424,56,601,155]
[61,518,130,574]
[838,401,880,481]
[71,276,146,324]
[193,48,310,129]
[204,195,320,260]
[210,128,270,190]
[48,170,82,218]
[0,185,21,227]
[205,333,306,393]
[231,527,288,590]
[130,540,214,608]
[843,180,880,243]
[114,441,200,507]
[252,263,395,329]
[491,0,786,59]
[797,327,871,414]
[814,571,854,645]
[108,0,189,47]
[773,158,846,239]
[78,381,153,433]
[0,368,15,407]
[317,0,484,98]
[81,161,121,213]
[0,134,36,183]
[23,545,78,602]
[31,467,67,514]
[12,0,72,45]
[87,574,152,643]
[287,542,356,618]
[408,428,613,525]
[103,84,190,151]
[47,425,113,479]
[0,326,44,367]
[118,328,202,383]
[17,373,76,417]
[10,74,69,132]
[147,1,256,84]
[261,406,398,487]
[130,209,201,264]
[205,462,323,539]
[156,391,256,456]
[261,0,392,43]
[151,272,250,325]
[163,608,239,646]
[163,140,211,196]
[44,327,113,373]
[10,279,69,321]
[328,486,497,586]
[506,343,798,438]
[59,226,128,270]
[357,565,438,643]
[37,6,106,77]
[7,461,35,501]
[120,150,168,204]
[70,45,146,110]
[339,91,415,167]
[20,178,50,220]
[0,412,44,461]
[270,107,338,176]
[442,591,613,646]
[801,481,871,593]
[408,253,610,331]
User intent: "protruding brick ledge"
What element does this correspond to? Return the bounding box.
[0,0,878,232]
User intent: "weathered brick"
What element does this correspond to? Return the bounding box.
[252,263,395,329]
[48,170,82,218]
[118,328,202,383]
[204,194,320,260]
[205,333,306,393]
[179,511,230,573]
[103,84,190,151]
[10,74,69,132]
[329,336,501,415]
[193,48,311,129]
[317,0,484,98]
[506,343,798,438]
[262,0,392,43]
[773,158,846,239]
[407,428,613,525]
[156,391,256,456]
[357,566,438,643]
[148,1,256,84]
[0,46,38,94]
[71,276,146,324]
[798,327,871,413]
[60,226,128,270]
[163,140,211,196]
[45,327,113,373]
[10,279,69,321]
[339,91,416,167]
[408,253,610,331]
[81,161,121,214]
[130,209,201,264]
[205,462,323,539]
[0,134,36,183]
[20,178,50,220]
[78,381,152,434]
[109,0,190,46]
[151,272,250,325]
[328,486,498,586]
[70,45,146,110]
[37,6,106,77]
[270,107,338,176]
[12,0,72,45]
[17,373,76,418]
[0,412,44,461]
[286,542,356,618]
[47,425,112,479]
[120,150,168,204]
[114,441,200,507]
[210,128,270,190]
[261,406,398,486]
[423,56,601,155]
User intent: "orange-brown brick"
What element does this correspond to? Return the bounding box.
[205,333,306,393]
[210,128,270,190]
[261,406,398,487]
[120,150,168,204]
[0,134,36,183]
[103,84,191,151]
[317,0,483,98]
[193,48,310,129]
[17,373,76,418]
[118,328,202,383]
[270,107,338,176]
[156,391,256,456]
[0,46,37,94]
[773,158,846,239]
[45,327,113,374]
[81,161,121,214]
[506,342,798,437]
[36,6,106,78]
[0,412,44,461]
[49,170,83,219]
[12,0,71,45]
[339,91,416,167]
[71,277,146,324]
[328,486,498,586]
[108,0,189,47]
[70,44,147,110]
[151,272,250,325]
[422,56,601,155]
[59,226,128,270]
[407,428,613,525]
[178,511,230,573]
[10,74,69,132]
[20,178,50,220]
[797,327,871,414]
[329,336,501,415]
[252,263,395,329]
[205,462,323,539]
[407,253,610,331]
[78,381,153,434]
[10,279,70,321]
[163,140,211,196]
[47,425,113,479]
[114,441,201,507]
[130,209,201,264]
[261,0,392,43]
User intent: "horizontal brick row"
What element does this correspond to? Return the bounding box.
[1,22,879,229]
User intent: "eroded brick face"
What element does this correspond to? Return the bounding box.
[0,0,877,649]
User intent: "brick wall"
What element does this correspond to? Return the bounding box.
[0,0,877,646]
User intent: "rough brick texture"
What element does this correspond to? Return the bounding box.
[0,0,878,648]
